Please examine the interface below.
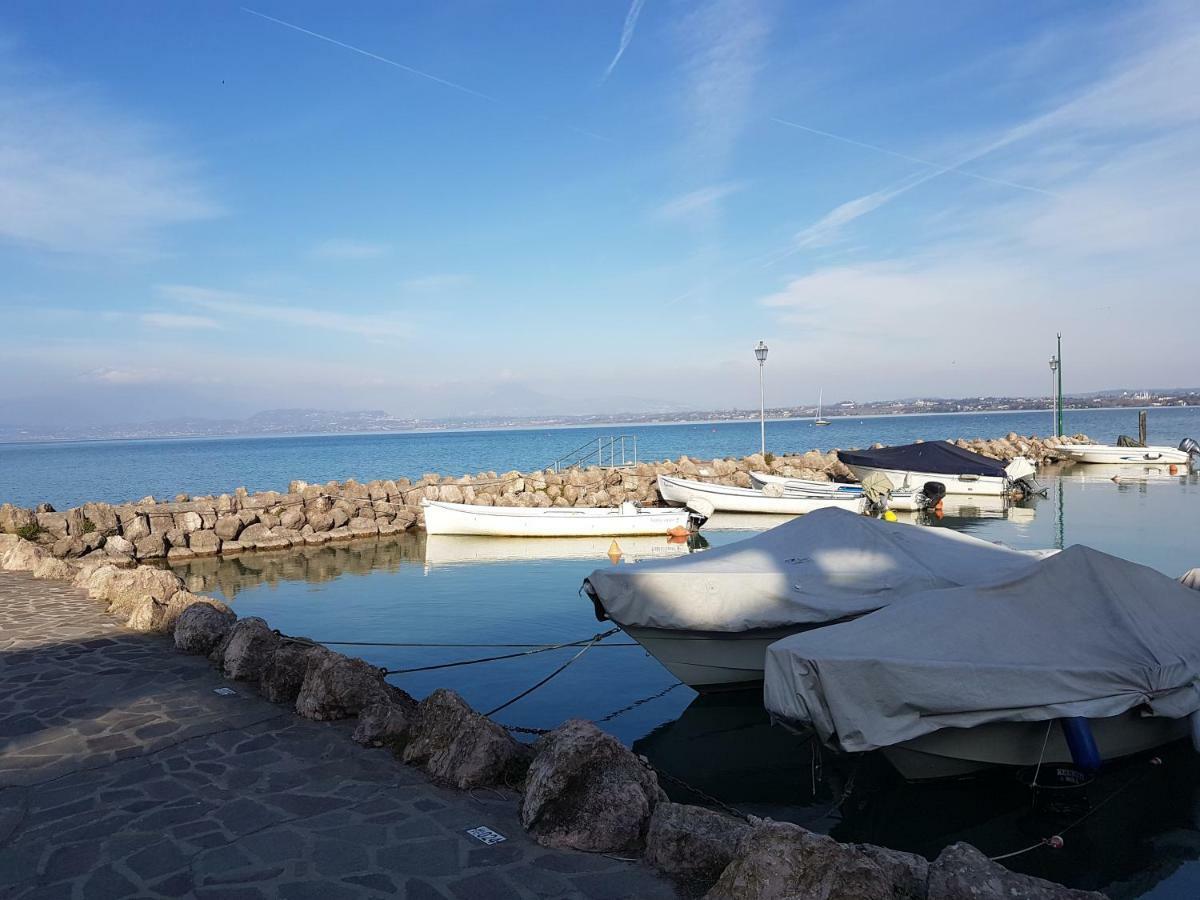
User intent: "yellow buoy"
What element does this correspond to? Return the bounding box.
[607,539,623,563]
[883,510,898,522]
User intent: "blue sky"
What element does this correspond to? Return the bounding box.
[2,0,1197,425]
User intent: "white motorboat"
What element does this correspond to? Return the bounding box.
[764,545,1200,779]
[749,472,930,512]
[657,474,866,515]
[421,499,707,537]
[583,508,1050,690]
[1058,441,1195,465]
[837,441,1041,497]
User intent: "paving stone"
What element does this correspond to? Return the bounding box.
[404,879,451,899]
[79,865,138,899]
[125,839,190,880]
[311,837,370,877]
[376,838,461,876]
[343,872,399,894]
[448,871,522,899]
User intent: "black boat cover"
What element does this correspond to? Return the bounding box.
[837,441,1009,477]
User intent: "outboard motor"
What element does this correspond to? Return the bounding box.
[1004,457,1046,496]
[920,481,946,509]
[1179,437,1200,457]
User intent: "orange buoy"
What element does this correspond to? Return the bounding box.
[1170,465,1179,475]
[667,526,689,538]
[607,539,623,563]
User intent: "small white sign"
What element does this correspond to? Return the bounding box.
[466,826,507,845]
[213,687,238,696]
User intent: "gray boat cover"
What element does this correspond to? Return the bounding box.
[582,508,1048,632]
[764,545,1200,752]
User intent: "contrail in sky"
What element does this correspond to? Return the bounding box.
[242,8,610,141]
[242,8,499,102]
[602,0,648,82]
[771,117,1054,196]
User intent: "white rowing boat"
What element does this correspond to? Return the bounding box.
[748,472,930,512]
[422,532,702,568]
[657,474,866,515]
[1058,443,1193,465]
[421,499,707,537]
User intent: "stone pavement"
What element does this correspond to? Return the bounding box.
[0,572,680,899]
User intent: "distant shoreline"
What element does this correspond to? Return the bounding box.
[0,404,1179,450]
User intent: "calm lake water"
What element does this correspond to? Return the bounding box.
[4,405,1199,509]
[165,464,1200,898]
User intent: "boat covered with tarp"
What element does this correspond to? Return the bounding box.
[764,545,1200,778]
[582,508,1050,689]
[837,441,1040,496]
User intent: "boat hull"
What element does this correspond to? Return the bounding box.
[658,475,866,515]
[422,500,698,537]
[749,472,928,512]
[621,623,802,690]
[1059,445,1191,465]
[883,712,1188,780]
[846,464,1009,496]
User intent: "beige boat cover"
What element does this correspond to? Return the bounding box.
[582,507,1049,632]
[764,545,1200,752]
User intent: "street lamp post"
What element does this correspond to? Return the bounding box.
[1049,353,1059,438]
[1056,333,1064,438]
[754,341,768,456]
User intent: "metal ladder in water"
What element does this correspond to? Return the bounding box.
[550,435,638,473]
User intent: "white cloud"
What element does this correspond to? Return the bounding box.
[653,182,743,222]
[159,284,410,340]
[84,367,167,385]
[140,312,221,330]
[0,53,218,255]
[676,0,769,172]
[311,239,391,260]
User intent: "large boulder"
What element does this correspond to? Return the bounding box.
[214,515,243,541]
[174,602,237,655]
[159,591,231,634]
[125,596,165,633]
[219,616,281,681]
[704,822,898,900]
[2,539,47,572]
[927,843,1104,900]
[0,504,36,534]
[353,694,419,753]
[188,529,221,556]
[32,557,77,581]
[402,689,531,789]
[105,534,135,556]
[854,844,930,900]
[520,718,665,852]
[260,641,325,704]
[294,651,390,720]
[645,802,750,887]
[92,566,183,618]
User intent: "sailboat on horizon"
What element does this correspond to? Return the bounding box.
[814,389,831,426]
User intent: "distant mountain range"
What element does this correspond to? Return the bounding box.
[2,389,1196,444]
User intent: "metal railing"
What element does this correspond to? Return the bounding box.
[550,435,638,473]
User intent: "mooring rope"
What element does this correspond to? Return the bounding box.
[988,754,1164,861]
[381,628,621,676]
[483,631,612,717]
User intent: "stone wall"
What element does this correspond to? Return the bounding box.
[0,432,1090,565]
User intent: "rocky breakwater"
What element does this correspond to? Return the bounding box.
[0,528,1105,899]
[0,432,1089,565]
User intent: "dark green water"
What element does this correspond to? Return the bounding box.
[169,466,1200,897]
